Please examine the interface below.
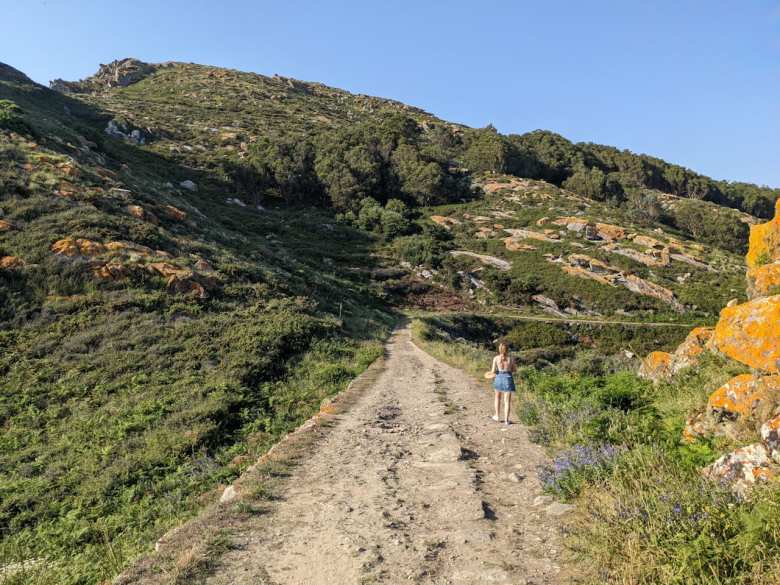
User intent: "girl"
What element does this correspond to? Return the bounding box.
[488,342,516,424]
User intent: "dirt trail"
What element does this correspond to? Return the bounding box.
[207,326,574,585]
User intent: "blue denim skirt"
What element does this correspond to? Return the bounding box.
[493,372,516,392]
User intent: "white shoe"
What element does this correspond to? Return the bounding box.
[491,415,500,422]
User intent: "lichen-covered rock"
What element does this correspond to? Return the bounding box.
[0,256,25,269]
[713,295,780,373]
[633,234,665,249]
[638,351,673,382]
[51,238,106,257]
[702,443,774,497]
[671,326,714,373]
[92,262,130,281]
[707,374,780,418]
[746,198,780,270]
[552,216,589,233]
[430,215,460,229]
[146,262,192,279]
[761,414,780,463]
[126,204,159,225]
[747,262,780,298]
[161,204,188,221]
[503,237,536,252]
[0,219,15,231]
[595,222,625,241]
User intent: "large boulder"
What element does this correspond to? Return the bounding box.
[594,222,625,241]
[707,374,780,418]
[430,215,460,229]
[702,443,774,497]
[712,295,780,373]
[746,198,780,270]
[747,262,780,298]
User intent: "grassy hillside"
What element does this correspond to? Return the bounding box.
[386,175,749,320]
[0,63,394,584]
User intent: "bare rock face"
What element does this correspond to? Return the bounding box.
[50,58,157,94]
[712,295,780,373]
[0,219,16,231]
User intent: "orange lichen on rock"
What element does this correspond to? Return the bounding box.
[161,204,188,222]
[430,215,460,229]
[638,351,673,382]
[747,262,780,298]
[670,326,714,373]
[702,443,774,496]
[707,374,780,417]
[126,204,159,225]
[51,238,106,257]
[0,219,15,231]
[147,262,191,279]
[0,256,26,269]
[92,262,130,281]
[746,198,780,269]
[595,222,625,241]
[712,295,780,373]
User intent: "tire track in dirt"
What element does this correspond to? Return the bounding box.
[206,326,574,585]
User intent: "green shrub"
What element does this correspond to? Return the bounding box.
[0,100,31,134]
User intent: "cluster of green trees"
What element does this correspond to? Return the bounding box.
[231,113,776,226]
[460,127,777,219]
[242,113,472,211]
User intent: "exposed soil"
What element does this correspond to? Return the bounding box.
[205,326,576,585]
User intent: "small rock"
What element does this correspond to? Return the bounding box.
[219,485,238,504]
[179,180,198,192]
[533,495,553,507]
[507,472,524,483]
[545,502,575,517]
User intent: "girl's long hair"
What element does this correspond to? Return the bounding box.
[498,342,510,367]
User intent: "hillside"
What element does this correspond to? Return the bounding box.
[0,57,777,584]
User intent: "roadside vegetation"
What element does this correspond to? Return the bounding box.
[412,314,780,584]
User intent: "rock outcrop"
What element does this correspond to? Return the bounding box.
[638,327,714,382]
[430,215,460,229]
[50,58,157,94]
[712,295,780,373]
[637,351,673,381]
[702,444,774,497]
[0,256,25,269]
[746,199,780,270]
[449,250,511,271]
[746,200,780,298]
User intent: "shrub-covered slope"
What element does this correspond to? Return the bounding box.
[0,62,394,584]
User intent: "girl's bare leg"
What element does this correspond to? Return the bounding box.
[493,391,501,420]
[503,392,511,423]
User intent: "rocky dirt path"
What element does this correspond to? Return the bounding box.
[206,326,574,585]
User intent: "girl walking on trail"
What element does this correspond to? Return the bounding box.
[486,342,516,425]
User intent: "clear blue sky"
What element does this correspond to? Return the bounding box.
[3,0,779,186]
